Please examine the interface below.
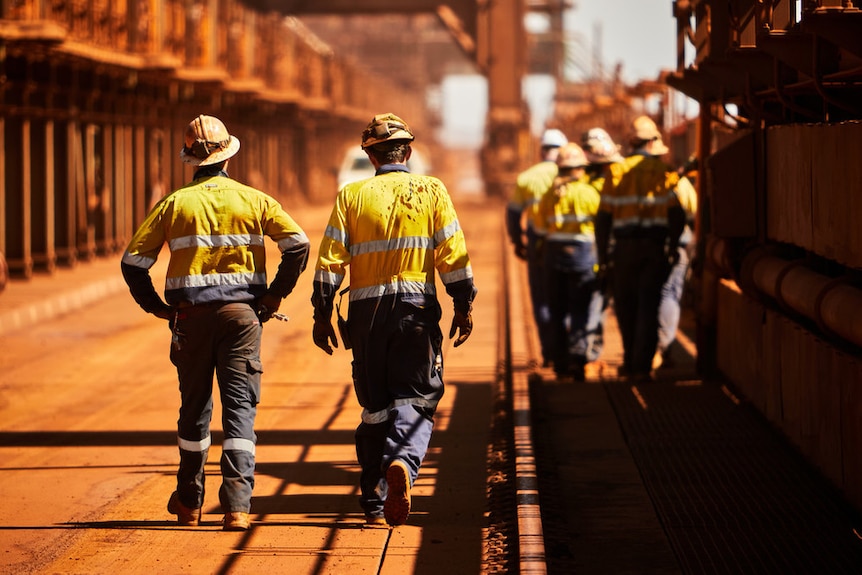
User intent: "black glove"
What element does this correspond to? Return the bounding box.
[448,308,473,348]
[665,244,681,274]
[313,316,338,355]
[151,304,175,329]
[256,292,282,323]
[514,244,527,260]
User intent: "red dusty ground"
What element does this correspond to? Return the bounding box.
[0,197,501,575]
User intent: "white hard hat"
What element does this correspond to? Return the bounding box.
[541,128,568,148]
[582,127,624,164]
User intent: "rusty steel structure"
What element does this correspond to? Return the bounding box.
[247,0,543,198]
[0,0,423,277]
[670,0,862,511]
[0,0,569,278]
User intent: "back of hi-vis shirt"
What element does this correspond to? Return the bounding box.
[122,175,309,307]
[314,170,474,305]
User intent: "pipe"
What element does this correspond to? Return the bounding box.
[741,248,862,349]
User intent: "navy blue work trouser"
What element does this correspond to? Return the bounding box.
[526,227,554,363]
[346,294,443,517]
[612,237,668,376]
[169,302,262,513]
[543,240,603,375]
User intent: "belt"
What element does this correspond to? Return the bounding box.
[175,301,231,319]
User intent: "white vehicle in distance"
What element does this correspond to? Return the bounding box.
[337,145,430,189]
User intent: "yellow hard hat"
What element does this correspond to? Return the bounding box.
[361,113,414,148]
[180,115,241,166]
[630,115,669,156]
[556,143,589,169]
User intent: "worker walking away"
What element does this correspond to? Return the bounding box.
[536,143,602,381]
[121,115,310,531]
[506,128,568,367]
[655,157,698,370]
[311,113,477,527]
[582,127,624,192]
[580,127,625,370]
[595,116,685,382]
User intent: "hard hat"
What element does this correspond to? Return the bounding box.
[630,115,669,156]
[361,113,414,149]
[540,128,568,148]
[180,115,241,166]
[632,116,662,141]
[582,127,624,164]
[556,143,589,169]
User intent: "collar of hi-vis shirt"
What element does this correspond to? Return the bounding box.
[193,166,229,180]
[375,164,410,176]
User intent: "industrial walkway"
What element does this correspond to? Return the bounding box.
[1,199,862,574]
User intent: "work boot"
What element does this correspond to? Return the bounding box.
[384,460,412,526]
[652,350,664,371]
[167,491,201,526]
[223,511,250,531]
[364,513,388,527]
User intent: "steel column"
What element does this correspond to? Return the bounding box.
[479,0,528,198]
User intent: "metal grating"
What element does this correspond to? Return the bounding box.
[606,380,862,575]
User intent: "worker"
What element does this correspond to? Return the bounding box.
[120,115,310,531]
[580,127,626,365]
[311,113,477,527]
[655,157,698,370]
[582,127,624,191]
[595,116,686,382]
[536,143,602,381]
[506,128,569,366]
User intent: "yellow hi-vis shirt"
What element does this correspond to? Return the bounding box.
[599,154,681,234]
[315,171,473,302]
[122,175,309,305]
[509,160,559,232]
[536,175,601,242]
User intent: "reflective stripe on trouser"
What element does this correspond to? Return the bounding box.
[611,237,667,375]
[170,302,262,512]
[355,404,434,516]
[346,294,443,515]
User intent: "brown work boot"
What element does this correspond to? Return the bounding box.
[384,460,412,526]
[167,491,201,526]
[223,511,250,531]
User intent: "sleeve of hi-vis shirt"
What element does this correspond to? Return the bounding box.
[433,184,477,309]
[261,196,311,299]
[312,192,351,315]
[120,200,172,315]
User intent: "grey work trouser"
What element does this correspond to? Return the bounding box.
[169,302,263,513]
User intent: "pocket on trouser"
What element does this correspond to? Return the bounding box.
[246,358,263,405]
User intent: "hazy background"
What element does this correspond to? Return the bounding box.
[439,0,679,147]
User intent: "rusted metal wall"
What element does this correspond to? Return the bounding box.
[0,0,420,278]
[768,122,862,268]
[671,1,862,511]
[716,280,862,511]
